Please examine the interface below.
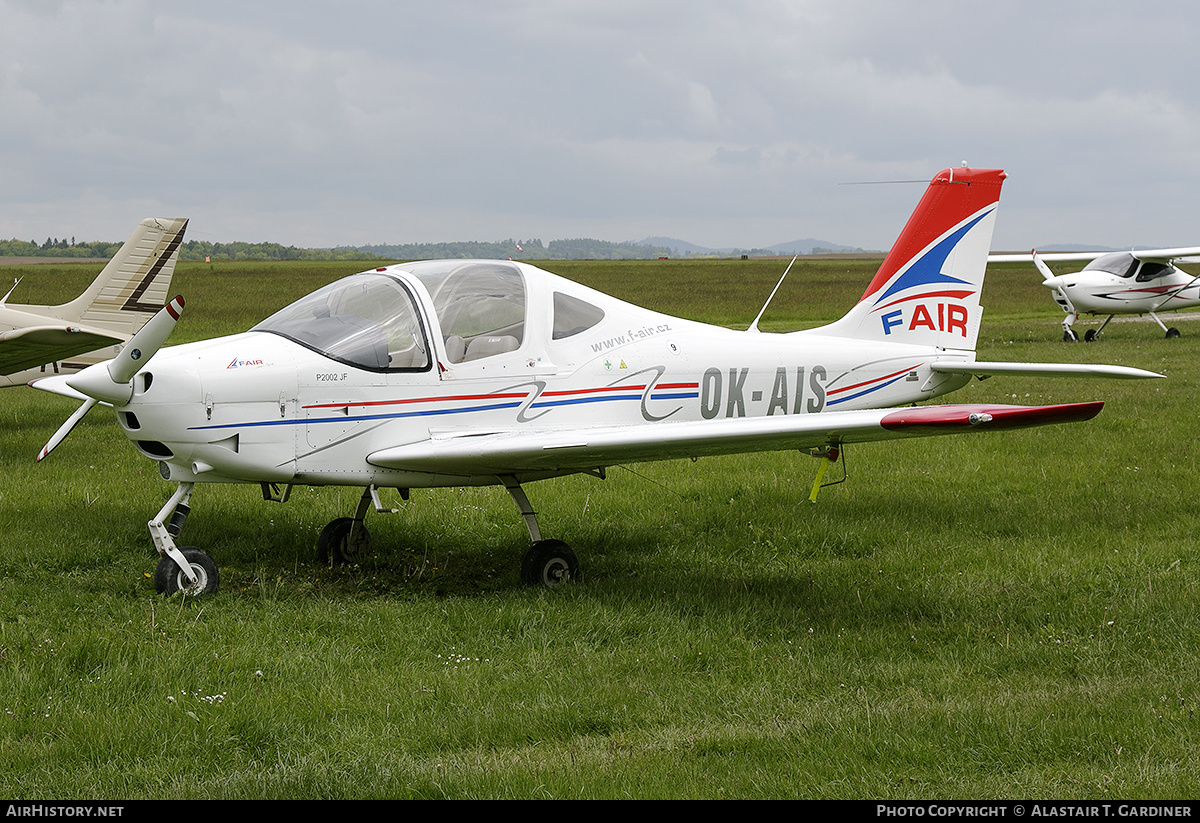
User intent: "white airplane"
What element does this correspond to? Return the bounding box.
[1,218,188,386]
[33,168,1163,596]
[988,247,1200,341]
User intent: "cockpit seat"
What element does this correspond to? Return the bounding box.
[444,335,467,363]
[464,335,519,361]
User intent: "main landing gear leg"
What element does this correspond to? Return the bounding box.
[1149,311,1181,339]
[501,475,579,589]
[1083,315,1115,342]
[148,481,220,596]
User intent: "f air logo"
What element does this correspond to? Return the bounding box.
[879,302,970,337]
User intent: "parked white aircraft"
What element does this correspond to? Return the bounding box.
[33,168,1161,595]
[0,218,188,386]
[989,247,1200,341]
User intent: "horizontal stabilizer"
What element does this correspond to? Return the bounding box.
[933,360,1163,380]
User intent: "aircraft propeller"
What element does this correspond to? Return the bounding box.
[36,296,184,462]
[1029,250,1084,341]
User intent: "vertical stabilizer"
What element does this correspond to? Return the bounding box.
[60,217,189,332]
[817,167,1005,351]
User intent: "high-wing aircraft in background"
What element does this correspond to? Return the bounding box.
[0,217,188,386]
[988,247,1200,341]
[33,168,1163,595]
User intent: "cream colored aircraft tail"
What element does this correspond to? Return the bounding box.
[58,217,189,333]
[0,217,188,385]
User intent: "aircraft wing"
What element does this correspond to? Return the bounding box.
[0,325,123,375]
[989,247,1200,264]
[367,402,1102,476]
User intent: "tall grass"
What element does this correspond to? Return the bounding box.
[0,258,1197,798]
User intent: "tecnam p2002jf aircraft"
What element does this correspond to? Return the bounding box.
[1,217,187,387]
[34,168,1160,595]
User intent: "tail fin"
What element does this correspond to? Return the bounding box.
[58,217,188,332]
[817,167,1005,351]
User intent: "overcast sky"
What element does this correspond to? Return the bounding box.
[3,0,1198,252]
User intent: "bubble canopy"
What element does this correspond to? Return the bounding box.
[252,272,432,371]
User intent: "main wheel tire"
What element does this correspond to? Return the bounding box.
[1084,329,1097,342]
[1167,327,1181,339]
[317,517,373,565]
[521,539,580,588]
[155,547,219,596]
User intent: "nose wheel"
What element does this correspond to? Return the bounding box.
[154,547,219,596]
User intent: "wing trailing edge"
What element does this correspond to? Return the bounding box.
[367,401,1104,477]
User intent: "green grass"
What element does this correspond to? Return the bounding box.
[1,258,1198,798]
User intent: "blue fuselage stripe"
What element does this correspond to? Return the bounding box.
[825,374,908,406]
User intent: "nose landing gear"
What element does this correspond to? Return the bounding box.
[148,482,220,596]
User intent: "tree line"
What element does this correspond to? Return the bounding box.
[0,235,678,262]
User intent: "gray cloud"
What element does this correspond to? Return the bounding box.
[3,0,1199,252]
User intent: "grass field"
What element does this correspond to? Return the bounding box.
[0,257,1198,799]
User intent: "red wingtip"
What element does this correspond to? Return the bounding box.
[880,402,1104,433]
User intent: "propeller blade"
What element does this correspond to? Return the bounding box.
[1031,250,1057,283]
[67,295,184,405]
[1032,250,1078,316]
[108,295,185,384]
[36,397,98,462]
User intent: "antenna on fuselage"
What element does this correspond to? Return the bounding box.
[748,256,797,333]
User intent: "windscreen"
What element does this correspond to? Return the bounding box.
[252,273,431,371]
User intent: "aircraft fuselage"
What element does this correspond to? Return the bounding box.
[115,262,973,490]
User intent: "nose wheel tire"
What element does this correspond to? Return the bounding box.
[521,539,580,588]
[155,547,219,596]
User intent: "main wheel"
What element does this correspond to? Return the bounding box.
[1084,329,1097,342]
[155,547,219,596]
[521,539,580,588]
[1166,327,1181,339]
[317,517,373,565]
